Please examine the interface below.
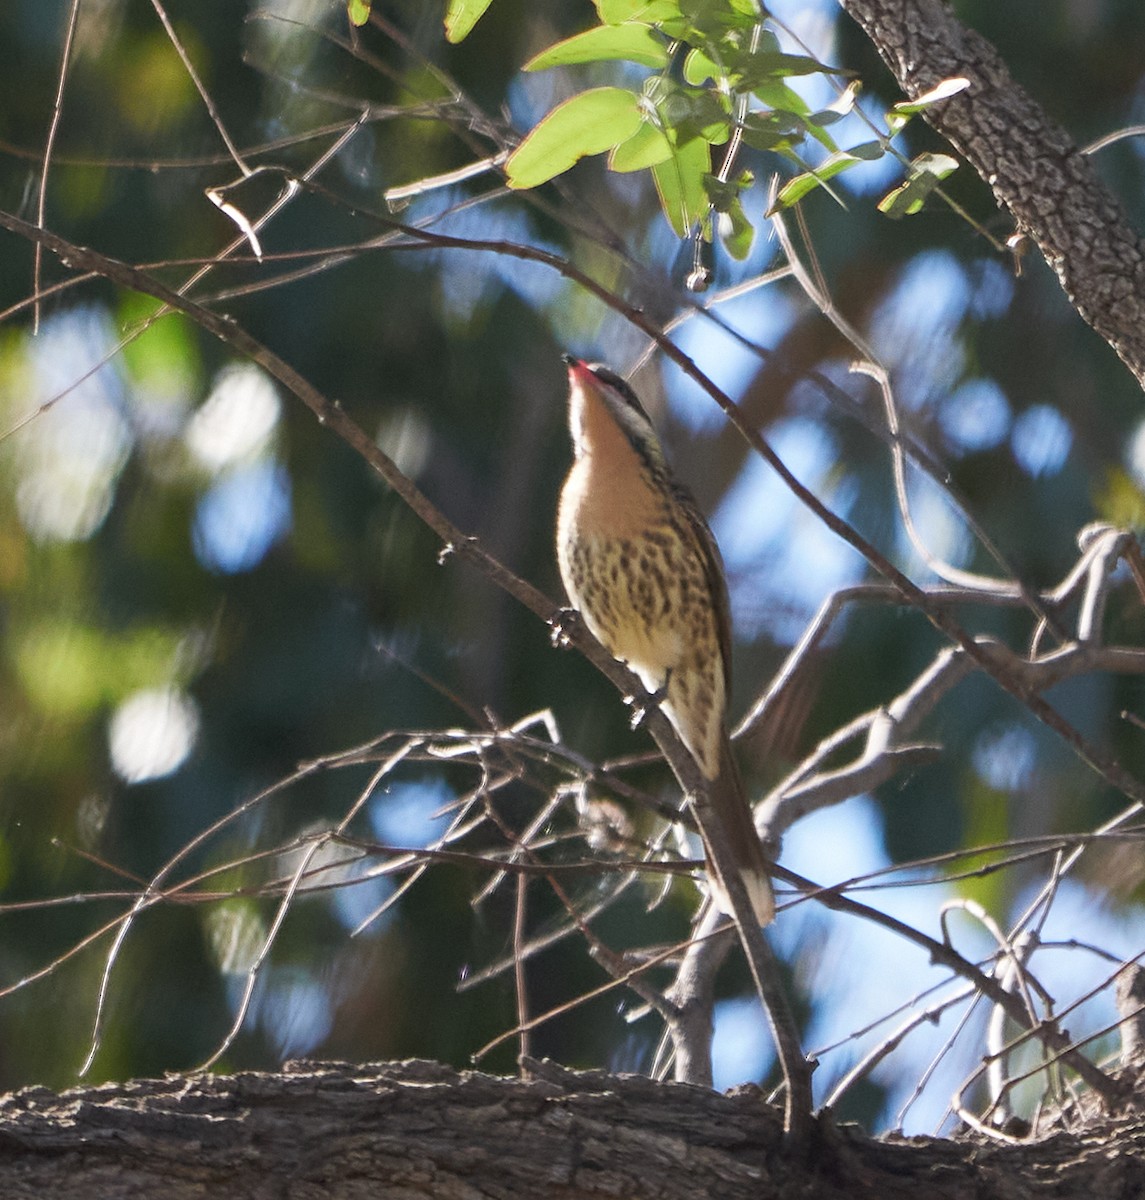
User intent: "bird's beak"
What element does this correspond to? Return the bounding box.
[562,354,591,384]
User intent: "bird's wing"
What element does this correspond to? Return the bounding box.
[669,479,734,691]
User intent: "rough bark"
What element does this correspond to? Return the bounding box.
[0,1060,1143,1199]
[838,0,1145,389]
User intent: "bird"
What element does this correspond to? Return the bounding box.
[556,355,776,926]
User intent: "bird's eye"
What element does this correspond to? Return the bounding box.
[592,368,639,408]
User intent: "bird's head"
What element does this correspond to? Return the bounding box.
[562,355,666,472]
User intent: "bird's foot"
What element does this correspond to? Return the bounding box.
[625,675,669,730]
[549,607,580,649]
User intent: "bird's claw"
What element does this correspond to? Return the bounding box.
[550,607,579,649]
[625,679,668,729]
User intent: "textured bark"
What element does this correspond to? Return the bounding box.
[838,0,1145,389]
[0,1060,1143,1199]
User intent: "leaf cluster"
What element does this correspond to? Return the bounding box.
[431,0,968,258]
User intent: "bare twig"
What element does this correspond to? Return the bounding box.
[33,0,81,335]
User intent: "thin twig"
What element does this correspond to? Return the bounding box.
[33,0,81,335]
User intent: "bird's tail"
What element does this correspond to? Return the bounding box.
[701,739,776,926]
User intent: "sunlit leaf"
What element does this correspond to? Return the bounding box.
[824,80,861,116]
[720,205,754,259]
[445,0,494,43]
[525,25,669,71]
[672,0,756,35]
[347,0,371,27]
[810,82,861,128]
[652,135,710,236]
[206,901,268,975]
[886,109,911,136]
[706,180,754,260]
[506,88,643,188]
[876,179,930,218]
[877,152,959,217]
[609,120,674,171]
[887,78,970,134]
[683,47,720,85]
[771,141,884,210]
[752,80,811,116]
[891,76,970,116]
[912,150,958,177]
[595,0,681,24]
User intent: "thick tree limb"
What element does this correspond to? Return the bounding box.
[1,1061,1143,1199]
[838,0,1145,388]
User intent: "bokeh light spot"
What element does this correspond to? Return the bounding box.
[938,378,1011,454]
[192,460,292,573]
[109,686,200,783]
[186,362,281,471]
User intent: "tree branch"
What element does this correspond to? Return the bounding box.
[838,0,1145,387]
[1,1060,1143,1199]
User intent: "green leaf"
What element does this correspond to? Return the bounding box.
[756,26,782,51]
[806,108,846,128]
[704,168,751,206]
[717,194,754,260]
[739,125,794,153]
[742,109,805,139]
[887,77,970,135]
[671,0,757,36]
[877,152,959,217]
[661,87,732,145]
[752,80,811,115]
[890,76,970,116]
[912,151,959,176]
[347,0,371,26]
[805,118,840,153]
[525,24,669,71]
[595,0,681,23]
[683,47,720,86]
[609,120,674,171]
[506,88,644,188]
[886,109,911,136]
[652,135,710,236]
[809,81,861,128]
[445,0,494,43]
[771,141,885,210]
[744,51,833,82]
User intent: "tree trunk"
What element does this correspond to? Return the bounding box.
[838,0,1145,389]
[1,1060,1142,1199]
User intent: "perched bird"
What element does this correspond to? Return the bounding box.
[556,356,775,925]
